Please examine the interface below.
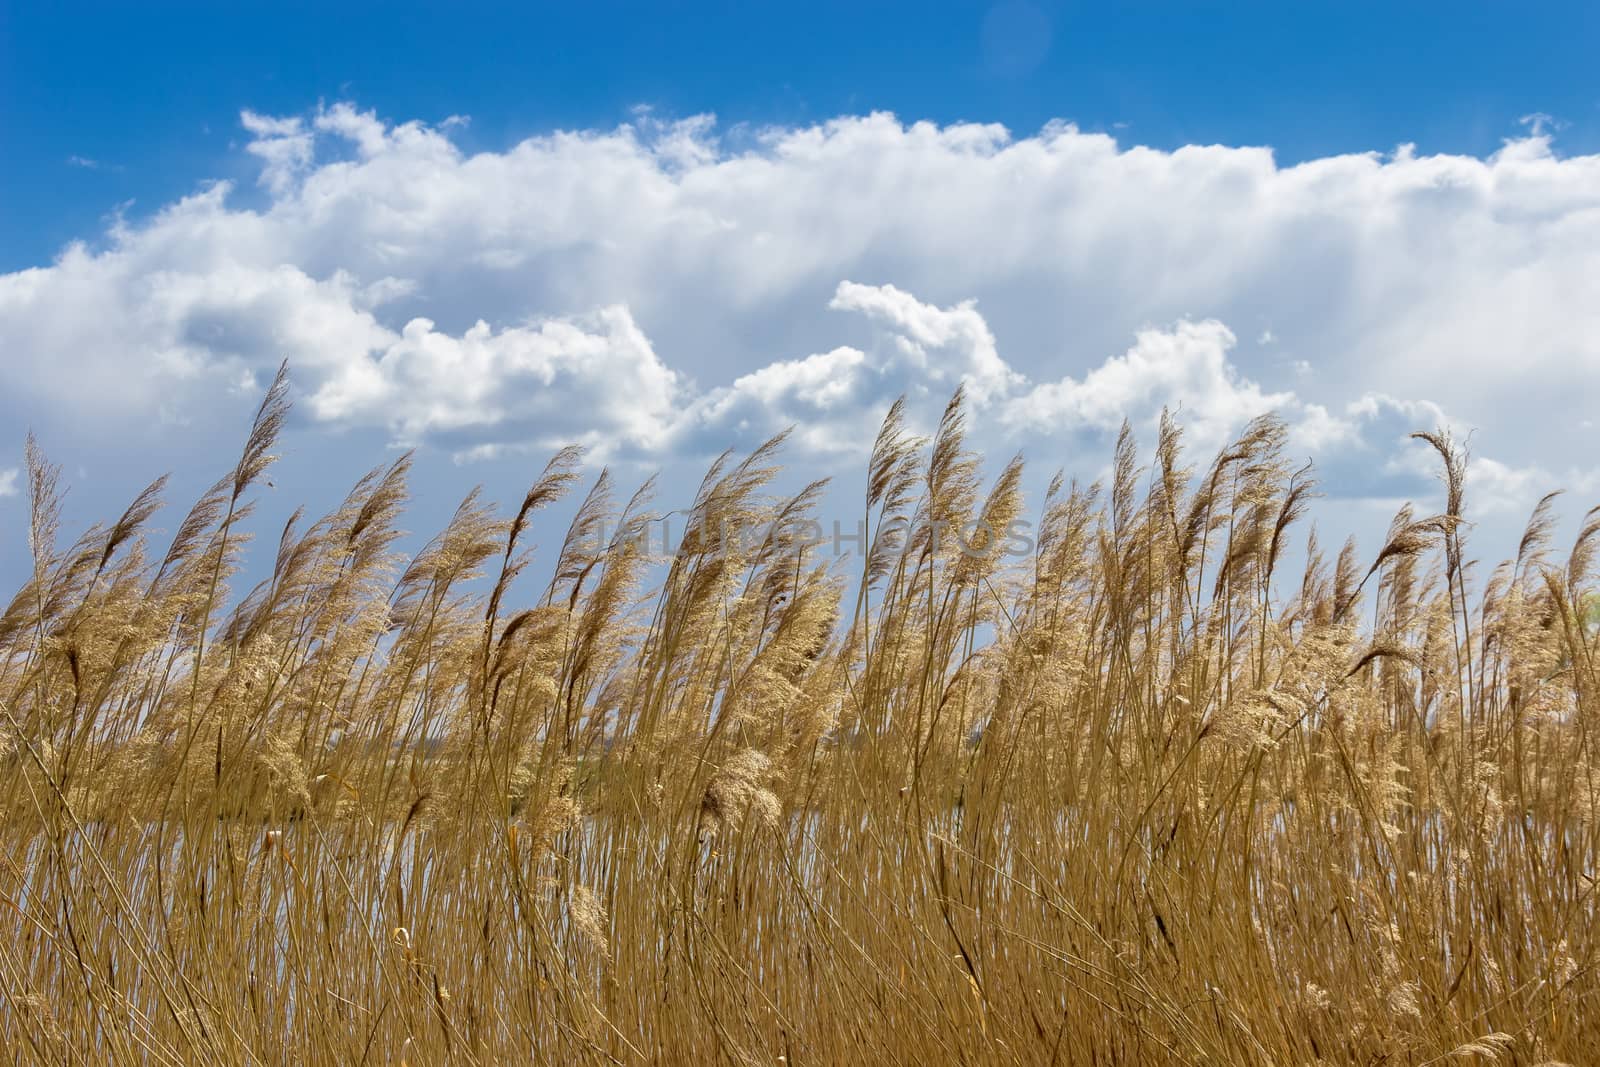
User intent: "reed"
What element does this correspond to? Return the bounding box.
[1,375,1595,1065]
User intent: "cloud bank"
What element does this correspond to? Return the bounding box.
[3,103,1599,521]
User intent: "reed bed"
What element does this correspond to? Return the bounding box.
[2,366,1596,1065]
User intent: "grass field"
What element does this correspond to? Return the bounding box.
[2,367,1596,1065]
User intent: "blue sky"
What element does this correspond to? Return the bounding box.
[7,1,1600,269]
[3,1,1600,589]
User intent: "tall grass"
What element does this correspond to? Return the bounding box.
[2,372,1596,1065]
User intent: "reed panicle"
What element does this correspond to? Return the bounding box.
[1,381,1598,1065]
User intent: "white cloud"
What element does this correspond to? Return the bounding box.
[720,345,867,413]
[308,306,684,454]
[2,103,1599,524]
[1289,402,1362,453]
[828,282,1023,405]
[1465,457,1553,516]
[1343,393,1456,438]
[240,111,315,195]
[0,469,17,498]
[1002,319,1291,450]
[689,345,872,454]
[686,286,1312,459]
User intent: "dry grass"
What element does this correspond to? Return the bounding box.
[2,371,1597,1065]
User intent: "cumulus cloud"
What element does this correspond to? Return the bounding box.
[687,285,1315,460]
[1002,320,1290,450]
[689,345,871,454]
[0,469,18,499]
[2,102,1598,525]
[241,111,315,195]
[307,306,685,453]
[828,282,1023,405]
